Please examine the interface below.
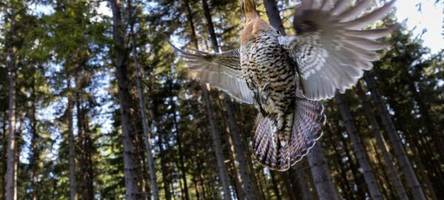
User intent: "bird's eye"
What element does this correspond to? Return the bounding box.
[276,30,281,35]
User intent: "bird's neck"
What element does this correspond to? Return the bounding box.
[240,18,271,45]
[243,0,259,20]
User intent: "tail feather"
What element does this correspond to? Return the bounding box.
[252,98,325,171]
[253,116,281,168]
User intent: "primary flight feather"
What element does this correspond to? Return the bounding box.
[176,0,396,171]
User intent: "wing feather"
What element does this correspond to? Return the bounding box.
[175,48,255,104]
[282,0,396,100]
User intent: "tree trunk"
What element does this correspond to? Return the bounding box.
[294,167,314,200]
[169,81,190,200]
[285,166,314,200]
[223,101,261,200]
[202,89,232,200]
[357,85,409,200]
[200,0,261,198]
[157,132,172,200]
[184,1,232,199]
[407,64,444,158]
[77,106,95,200]
[307,145,340,200]
[335,94,383,200]
[133,37,160,200]
[110,0,144,198]
[14,117,22,200]
[281,172,298,200]
[67,81,77,200]
[364,73,426,200]
[337,125,367,198]
[324,125,353,199]
[263,0,286,34]
[270,172,282,200]
[5,14,17,200]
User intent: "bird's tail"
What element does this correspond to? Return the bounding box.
[252,98,325,171]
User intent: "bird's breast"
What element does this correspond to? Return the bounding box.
[240,33,297,115]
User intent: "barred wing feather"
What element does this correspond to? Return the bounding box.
[177,49,255,104]
[280,0,397,100]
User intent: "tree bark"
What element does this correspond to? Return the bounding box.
[133,37,160,200]
[263,0,286,34]
[5,13,17,200]
[293,167,314,200]
[307,145,340,200]
[110,0,145,198]
[77,106,95,200]
[335,94,383,200]
[67,81,77,200]
[357,85,409,200]
[223,101,261,200]
[202,89,232,200]
[364,73,426,200]
[270,172,282,200]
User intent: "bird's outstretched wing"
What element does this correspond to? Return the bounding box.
[175,48,255,104]
[279,0,397,100]
[253,98,325,171]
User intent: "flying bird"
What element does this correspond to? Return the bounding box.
[176,0,397,171]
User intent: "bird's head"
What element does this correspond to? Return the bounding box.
[240,0,273,45]
[241,0,259,20]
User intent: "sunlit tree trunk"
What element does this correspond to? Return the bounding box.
[110,0,144,198]
[364,73,426,200]
[357,85,409,200]
[335,94,383,200]
[5,12,17,200]
[132,36,160,200]
[14,116,23,200]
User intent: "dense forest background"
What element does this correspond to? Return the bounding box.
[0,0,443,199]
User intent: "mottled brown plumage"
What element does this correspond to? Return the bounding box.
[176,0,397,171]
